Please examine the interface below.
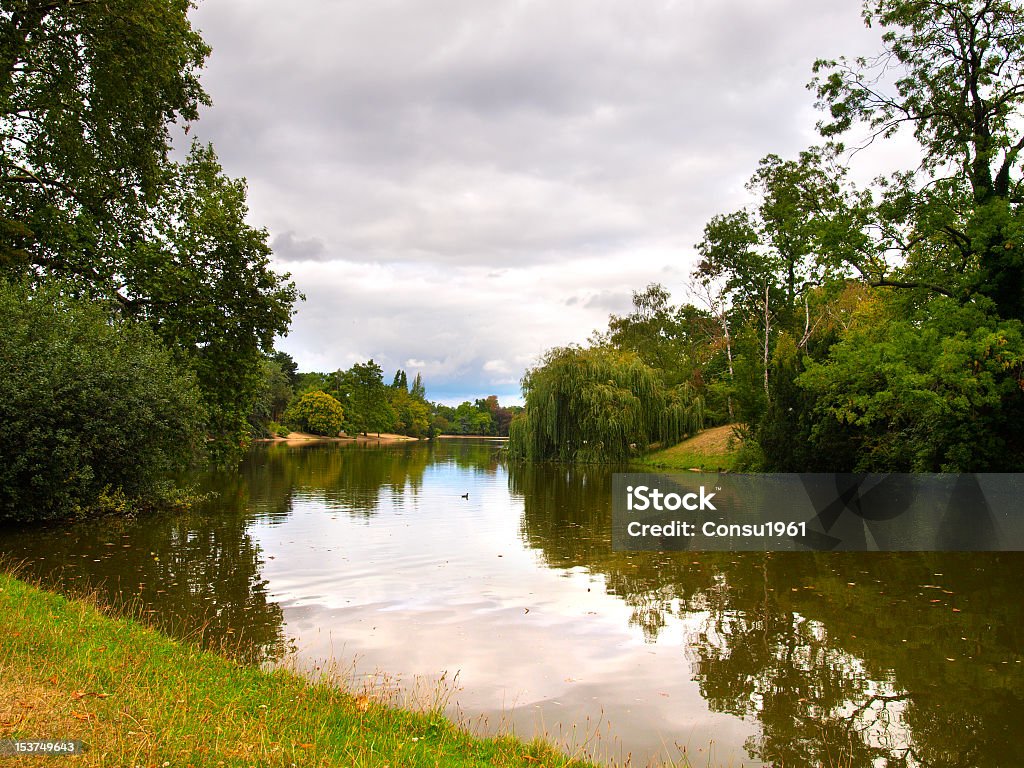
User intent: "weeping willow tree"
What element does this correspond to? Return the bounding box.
[508,346,704,463]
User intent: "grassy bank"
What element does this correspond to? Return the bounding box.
[0,573,597,767]
[634,425,741,472]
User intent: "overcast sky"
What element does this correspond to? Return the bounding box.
[187,0,888,405]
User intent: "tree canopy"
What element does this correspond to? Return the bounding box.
[284,391,346,437]
[1,1,299,466]
[811,0,1024,318]
[1,0,210,269]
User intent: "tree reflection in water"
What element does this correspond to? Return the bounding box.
[2,442,1021,765]
[510,461,1024,767]
[0,489,286,665]
[0,440,495,665]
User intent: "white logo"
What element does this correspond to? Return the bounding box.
[625,484,717,512]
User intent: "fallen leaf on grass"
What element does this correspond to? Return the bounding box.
[71,711,96,721]
[354,695,370,713]
[71,690,110,701]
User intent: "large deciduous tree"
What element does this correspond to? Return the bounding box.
[284,391,345,437]
[128,143,299,460]
[335,360,394,436]
[1,2,299,464]
[1,0,210,268]
[812,0,1024,318]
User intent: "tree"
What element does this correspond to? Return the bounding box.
[1,0,210,271]
[248,355,293,436]
[283,391,345,437]
[606,284,698,383]
[410,372,426,400]
[126,144,299,461]
[812,0,1024,319]
[0,279,206,523]
[1,5,298,465]
[271,350,299,387]
[509,346,704,463]
[335,360,393,436]
[452,401,480,435]
[695,209,783,403]
[799,295,1024,471]
[388,387,430,437]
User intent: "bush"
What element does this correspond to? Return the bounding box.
[266,420,291,438]
[283,391,345,436]
[0,280,207,523]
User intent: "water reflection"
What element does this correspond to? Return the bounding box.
[511,460,1024,765]
[1,441,1021,766]
[0,489,286,664]
[238,441,433,518]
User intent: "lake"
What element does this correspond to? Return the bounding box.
[2,439,1022,766]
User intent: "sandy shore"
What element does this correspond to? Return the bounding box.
[435,434,508,440]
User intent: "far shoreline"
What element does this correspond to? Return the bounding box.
[254,431,419,444]
[435,434,508,440]
[253,432,511,444]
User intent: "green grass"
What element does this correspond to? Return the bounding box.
[634,425,741,472]
[0,572,601,767]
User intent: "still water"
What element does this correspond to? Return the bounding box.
[2,439,1023,766]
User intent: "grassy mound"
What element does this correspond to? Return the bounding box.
[635,425,741,472]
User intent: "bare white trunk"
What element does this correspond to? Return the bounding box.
[720,314,735,420]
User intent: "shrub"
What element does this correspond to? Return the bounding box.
[266,420,291,438]
[283,391,345,436]
[0,280,207,523]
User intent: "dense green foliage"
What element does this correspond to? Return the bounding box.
[508,346,703,463]
[432,395,521,437]
[274,362,516,440]
[798,298,1024,471]
[0,281,206,523]
[0,0,210,269]
[1,1,298,471]
[524,0,1024,470]
[128,144,299,461]
[283,390,346,437]
[248,355,294,437]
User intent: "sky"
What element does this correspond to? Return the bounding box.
[186,0,890,406]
